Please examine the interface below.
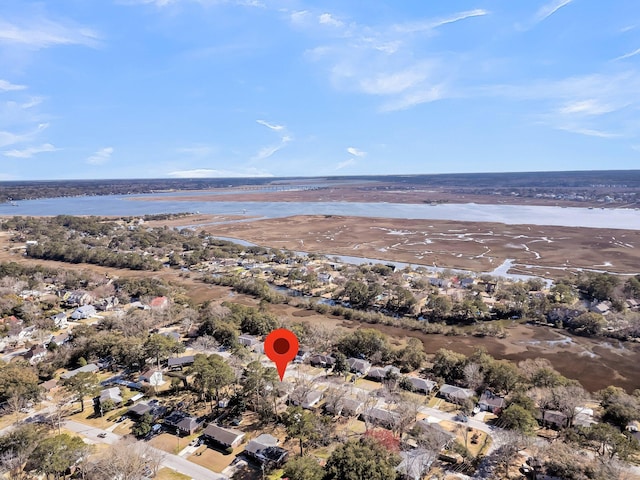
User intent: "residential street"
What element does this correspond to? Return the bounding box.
[64,419,229,480]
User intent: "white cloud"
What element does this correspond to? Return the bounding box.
[0,18,100,49]
[0,123,48,148]
[87,147,113,165]
[20,97,43,109]
[533,0,573,24]
[359,65,431,95]
[347,147,366,157]
[256,119,284,131]
[614,47,640,61]
[168,168,273,178]
[556,126,622,138]
[319,13,344,28]
[336,158,356,170]
[393,9,489,34]
[0,80,26,92]
[252,135,291,161]
[557,99,618,116]
[3,143,57,158]
[381,85,445,111]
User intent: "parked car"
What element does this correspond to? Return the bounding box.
[97,432,107,438]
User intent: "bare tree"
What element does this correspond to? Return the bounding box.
[86,439,165,480]
[49,390,74,435]
[463,362,484,390]
[2,394,25,425]
[551,384,588,428]
[190,334,219,354]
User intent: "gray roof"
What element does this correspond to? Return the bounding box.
[245,434,279,455]
[167,355,195,367]
[60,363,98,380]
[396,449,436,480]
[439,384,474,400]
[407,376,436,393]
[203,424,245,447]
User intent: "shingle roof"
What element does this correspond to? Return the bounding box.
[203,424,245,447]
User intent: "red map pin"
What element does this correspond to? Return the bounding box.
[264,328,299,381]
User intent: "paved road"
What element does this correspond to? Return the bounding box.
[64,420,229,480]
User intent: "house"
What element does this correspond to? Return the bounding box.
[405,377,437,395]
[149,296,169,310]
[238,334,259,348]
[438,384,475,404]
[64,291,93,307]
[60,363,99,380]
[429,278,451,289]
[347,358,372,376]
[396,449,436,480]
[23,345,47,364]
[362,407,399,429]
[95,296,119,311]
[127,393,145,404]
[414,419,456,450]
[574,407,596,428]
[590,301,611,315]
[99,387,123,405]
[289,389,323,410]
[167,355,195,370]
[164,411,202,436]
[317,273,334,284]
[245,434,288,467]
[203,424,245,448]
[71,305,96,320]
[309,354,335,368]
[294,348,311,363]
[51,332,71,346]
[139,369,164,386]
[541,410,568,429]
[478,390,505,413]
[128,400,166,420]
[51,312,68,328]
[325,397,364,417]
[129,301,150,310]
[626,299,639,310]
[460,278,475,288]
[366,365,401,382]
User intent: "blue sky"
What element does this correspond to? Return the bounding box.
[0,0,639,180]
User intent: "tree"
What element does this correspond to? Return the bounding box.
[27,434,89,480]
[336,329,389,360]
[131,413,154,438]
[241,361,279,421]
[579,423,639,461]
[0,424,42,480]
[499,404,538,435]
[62,371,100,412]
[485,361,521,395]
[86,438,164,480]
[144,333,184,369]
[332,352,349,376]
[190,354,235,412]
[431,348,466,383]
[282,406,317,456]
[341,279,382,309]
[283,455,324,480]
[323,438,400,480]
[0,362,41,404]
[599,386,640,428]
[396,337,426,372]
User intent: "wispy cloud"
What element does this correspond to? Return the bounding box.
[336,158,356,170]
[253,120,291,160]
[0,18,100,49]
[253,135,291,161]
[533,0,573,24]
[0,123,48,148]
[300,7,487,111]
[614,47,640,61]
[557,99,618,116]
[347,147,366,157]
[3,143,57,158]
[120,0,264,8]
[176,145,216,156]
[168,168,273,178]
[87,147,113,165]
[256,119,284,131]
[556,126,622,138]
[0,80,26,92]
[393,9,489,34]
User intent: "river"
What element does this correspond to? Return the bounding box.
[1,192,639,230]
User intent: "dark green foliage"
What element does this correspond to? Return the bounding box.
[283,455,324,480]
[323,438,400,480]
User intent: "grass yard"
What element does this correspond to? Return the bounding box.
[155,468,191,480]
[149,433,192,455]
[69,405,113,429]
[188,444,244,473]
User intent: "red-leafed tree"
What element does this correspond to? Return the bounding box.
[364,428,400,452]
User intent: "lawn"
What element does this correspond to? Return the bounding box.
[69,405,114,429]
[155,468,191,480]
[149,433,195,455]
[188,444,244,473]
